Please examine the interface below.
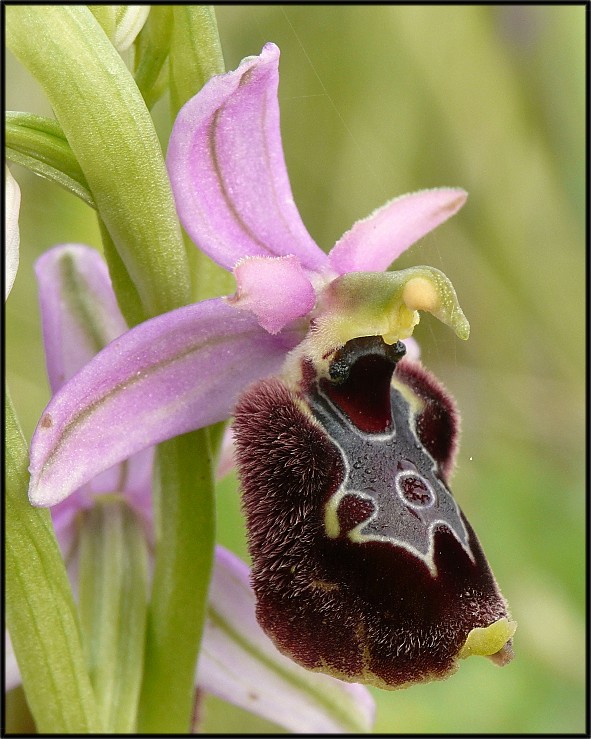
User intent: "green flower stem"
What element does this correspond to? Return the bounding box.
[138,430,216,733]
[6,5,190,319]
[5,112,94,207]
[98,219,146,329]
[5,390,101,733]
[207,419,229,467]
[134,11,226,732]
[78,497,149,733]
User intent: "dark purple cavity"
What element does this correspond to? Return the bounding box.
[320,338,406,433]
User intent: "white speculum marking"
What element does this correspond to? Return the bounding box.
[315,383,474,578]
[395,470,436,509]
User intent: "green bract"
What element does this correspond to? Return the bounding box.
[7,5,190,321]
[5,393,102,733]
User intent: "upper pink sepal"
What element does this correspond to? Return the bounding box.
[167,42,328,273]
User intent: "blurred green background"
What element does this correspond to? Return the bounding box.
[6,5,585,735]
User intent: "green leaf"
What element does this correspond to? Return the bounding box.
[78,497,149,733]
[5,390,101,733]
[5,112,95,207]
[169,5,225,115]
[134,6,173,110]
[137,430,216,733]
[6,5,191,318]
[89,5,150,54]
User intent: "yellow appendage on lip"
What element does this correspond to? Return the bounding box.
[458,617,517,665]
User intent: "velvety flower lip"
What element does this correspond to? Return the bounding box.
[28,41,467,507]
[234,334,515,689]
[166,42,329,273]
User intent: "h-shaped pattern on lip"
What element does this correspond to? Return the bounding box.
[309,365,473,577]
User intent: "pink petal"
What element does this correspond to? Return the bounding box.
[28,299,303,507]
[402,336,420,361]
[35,244,128,393]
[198,546,375,734]
[228,255,316,334]
[215,425,235,480]
[167,42,328,273]
[328,188,468,274]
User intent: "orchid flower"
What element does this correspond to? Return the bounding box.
[5,243,374,734]
[21,37,514,712]
[27,43,469,508]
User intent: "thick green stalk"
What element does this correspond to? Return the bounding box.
[98,219,146,329]
[5,390,101,733]
[6,5,190,319]
[138,430,215,733]
[169,5,225,114]
[136,10,225,732]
